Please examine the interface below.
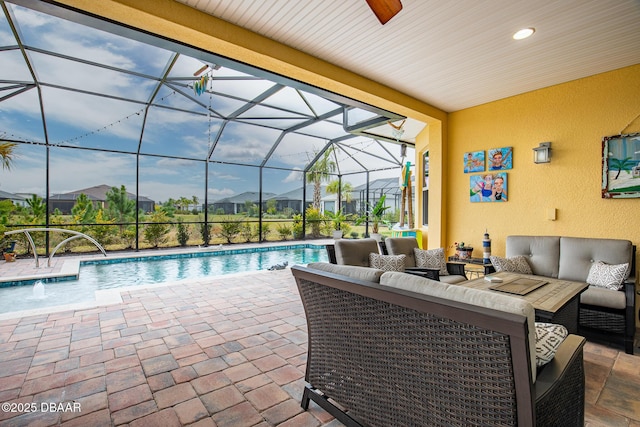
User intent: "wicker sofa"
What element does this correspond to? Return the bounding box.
[505,235,636,354]
[292,262,586,427]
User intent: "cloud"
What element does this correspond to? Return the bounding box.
[282,168,303,183]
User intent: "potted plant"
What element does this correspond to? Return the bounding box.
[455,242,474,259]
[357,195,391,241]
[326,209,350,239]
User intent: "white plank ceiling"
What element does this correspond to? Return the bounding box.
[174,0,640,113]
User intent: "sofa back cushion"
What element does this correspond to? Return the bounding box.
[334,238,380,266]
[506,236,560,278]
[385,237,418,267]
[307,262,385,283]
[558,237,633,282]
[380,271,538,382]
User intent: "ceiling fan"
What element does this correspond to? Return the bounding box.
[366,0,403,25]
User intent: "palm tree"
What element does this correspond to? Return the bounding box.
[609,157,636,179]
[307,148,336,210]
[326,179,353,210]
[0,141,16,170]
[191,195,199,212]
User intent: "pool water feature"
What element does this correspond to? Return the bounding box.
[0,245,327,315]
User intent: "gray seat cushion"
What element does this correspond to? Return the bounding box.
[307,262,385,283]
[439,275,467,284]
[334,238,380,267]
[580,286,626,310]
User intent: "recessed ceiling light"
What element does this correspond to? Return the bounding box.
[513,28,535,40]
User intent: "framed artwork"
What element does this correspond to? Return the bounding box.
[470,172,507,202]
[463,150,484,173]
[487,147,513,170]
[602,132,640,198]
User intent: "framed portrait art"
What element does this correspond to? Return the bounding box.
[463,150,484,173]
[470,172,507,203]
[487,147,513,170]
[602,132,640,198]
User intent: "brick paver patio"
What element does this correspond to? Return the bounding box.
[0,270,339,426]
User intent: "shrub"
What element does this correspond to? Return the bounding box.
[144,207,171,248]
[200,222,212,245]
[219,217,242,243]
[277,224,292,240]
[177,221,189,246]
[292,214,304,239]
[305,207,322,238]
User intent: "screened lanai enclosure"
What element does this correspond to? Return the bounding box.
[0,0,424,253]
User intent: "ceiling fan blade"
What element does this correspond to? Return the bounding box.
[366,0,403,25]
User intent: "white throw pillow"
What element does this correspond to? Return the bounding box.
[490,255,532,274]
[413,248,448,275]
[535,322,568,367]
[586,261,629,291]
[369,253,406,272]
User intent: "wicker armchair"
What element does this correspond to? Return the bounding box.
[382,237,467,283]
[292,265,586,427]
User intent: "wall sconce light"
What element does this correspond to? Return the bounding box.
[533,142,551,164]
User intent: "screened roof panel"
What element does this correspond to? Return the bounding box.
[9,3,174,76]
[140,106,218,159]
[29,51,158,102]
[237,103,309,120]
[210,121,281,165]
[210,78,278,104]
[262,87,316,116]
[235,118,309,131]
[0,88,45,143]
[41,87,144,152]
[298,119,347,140]
[264,132,329,170]
[0,49,33,81]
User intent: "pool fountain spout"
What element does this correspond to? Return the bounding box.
[33,281,45,299]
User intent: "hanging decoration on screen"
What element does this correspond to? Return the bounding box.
[389,119,406,143]
[192,64,220,97]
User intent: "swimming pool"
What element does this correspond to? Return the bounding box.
[0,245,327,315]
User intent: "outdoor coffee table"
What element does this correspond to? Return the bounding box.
[459,271,589,333]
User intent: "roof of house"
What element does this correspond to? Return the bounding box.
[0,190,25,200]
[49,185,154,202]
[213,191,277,204]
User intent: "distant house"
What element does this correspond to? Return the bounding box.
[0,190,26,207]
[209,192,276,215]
[49,185,155,214]
[265,185,320,214]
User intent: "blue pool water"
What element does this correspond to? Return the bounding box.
[0,245,327,315]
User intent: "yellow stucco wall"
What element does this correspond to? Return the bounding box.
[446,64,640,257]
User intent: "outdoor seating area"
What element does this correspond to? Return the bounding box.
[0,265,638,426]
[1,1,639,426]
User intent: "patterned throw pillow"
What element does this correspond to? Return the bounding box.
[489,255,532,274]
[369,253,406,272]
[413,248,448,276]
[535,322,568,367]
[586,261,629,291]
